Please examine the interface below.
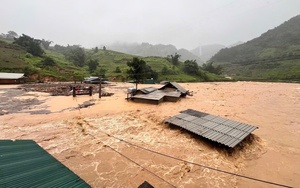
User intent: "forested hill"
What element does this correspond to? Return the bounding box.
[210,14,300,81]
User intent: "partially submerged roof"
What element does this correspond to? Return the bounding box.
[132,90,165,101]
[130,82,188,104]
[138,87,158,94]
[0,72,24,79]
[0,140,90,188]
[159,82,188,94]
[165,109,258,148]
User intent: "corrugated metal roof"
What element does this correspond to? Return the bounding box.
[139,87,158,94]
[131,82,188,104]
[0,73,25,79]
[132,90,165,101]
[159,82,188,94]
[165,109,258,148]
[170,82,188,94]
[0,140,90,188]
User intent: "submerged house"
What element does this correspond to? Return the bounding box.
[130,82,189,104]
[0,72,25,84]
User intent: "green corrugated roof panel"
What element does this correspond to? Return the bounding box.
[0,140,90,188]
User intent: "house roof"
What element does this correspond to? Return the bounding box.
[0,140,90,188]
[0,73,25,79]
[132,90,165,101]
[138,87,158,94]
[165,109,258,148]
[131,82,188,103]
[159,82,188,94]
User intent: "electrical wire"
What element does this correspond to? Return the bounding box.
[91,128,293,188]
[87,133,176,188]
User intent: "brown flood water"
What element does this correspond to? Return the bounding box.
[1,82,299,187]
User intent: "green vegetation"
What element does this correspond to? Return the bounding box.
[0,40,27,72]
[211,15,300,82]
[202,61,223,75]
[167,53,181,66]
[13,34,44,57]
[0,33,227,83]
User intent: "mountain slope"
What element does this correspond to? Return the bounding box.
[210,15,300,81]
[0,40,28,72]
[109,42,203,64]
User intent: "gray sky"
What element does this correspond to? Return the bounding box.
[1,0,299,49]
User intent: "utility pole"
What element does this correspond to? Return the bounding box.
[99,78,102,98]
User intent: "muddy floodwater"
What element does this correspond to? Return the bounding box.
[1,82,299,187]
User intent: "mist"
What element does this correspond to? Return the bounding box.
[1,0,299,49]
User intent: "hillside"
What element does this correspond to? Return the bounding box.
[0,38,87,82]
[210,15,300,81]
[0,38,226,83]
[84,49,222,82]
[109,42,203,64]
[0,40,28,72]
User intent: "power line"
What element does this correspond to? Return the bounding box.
[91,128,293,188]
[87,133,176,188]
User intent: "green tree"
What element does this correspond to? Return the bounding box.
[53,44,67,52]
[161,65,168,75]
[71,71,86,83]
[201,61,223,75]
[7,31,18,40]
[94,67,107,78]
[23,65,38,75]
[65,46,86,67]
[87,59,99,73]
[41,57,56,67]
[41,39,52,50]
[183,60,199,75]
[13,34,44,57]
[103,46,106,51]
[127,57,147,89]
[145,65,158,80]
[167,53,181,66]
[161,65,177,75]
[115,66,121,73]
[94,47,99,53]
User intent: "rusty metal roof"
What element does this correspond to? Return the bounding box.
[165,109,258,148]
[0,140,90,188]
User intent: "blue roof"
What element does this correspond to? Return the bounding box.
[0,140,90,188]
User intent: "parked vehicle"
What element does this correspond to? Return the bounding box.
[83,77,109,84]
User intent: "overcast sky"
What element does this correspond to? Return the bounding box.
[1,0,299,49]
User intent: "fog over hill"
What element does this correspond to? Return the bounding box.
[109,42,204,64]
[190,42,245,62]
